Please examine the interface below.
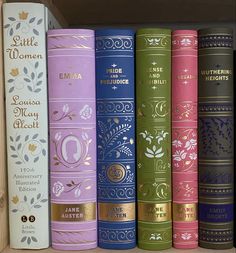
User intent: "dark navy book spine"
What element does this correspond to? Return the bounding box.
[198,28,234,249]
[96,29,136,249]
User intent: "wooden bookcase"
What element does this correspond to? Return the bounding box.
[1,0,236,252]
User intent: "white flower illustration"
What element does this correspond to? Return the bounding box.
[189,152,197,160]
[173,150,187,161]
[139,130,153,144]
[80,104,92,120]
[181,232,192,240]
[173,234,177,239]
[172,140,182,147]
[150,233,162,240]
[184,139,197,150]
[62,104,69,113]
[156,130,168,144]
[145,145,164,158]
[55,132,62,141]
[180,38,192,46]
[52,181,64,197]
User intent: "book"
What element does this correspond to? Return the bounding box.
[172,30,198,249]
[0,0,8,251]
[3,2,60,249]
[198,27,234,249]
[48,29,97,250]
[136,28,172,250]
[96,29,136,249]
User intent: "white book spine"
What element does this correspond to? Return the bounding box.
[3,3,59,249]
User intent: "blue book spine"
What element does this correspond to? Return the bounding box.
[96,29,136,249]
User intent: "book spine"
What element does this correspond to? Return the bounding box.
[136,28,172,250]
[96,29,136,249]
[0,0,8,251]
[198,28,234,249]
[48,29,97,251]
[172,30,198,249]
[3,3,51,249]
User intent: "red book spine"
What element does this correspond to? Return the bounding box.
[172,30,198,249]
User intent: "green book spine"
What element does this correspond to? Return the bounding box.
[136,28,172,250]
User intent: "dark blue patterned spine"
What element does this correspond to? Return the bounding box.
[198,28,234,249]
[96,29,136,249]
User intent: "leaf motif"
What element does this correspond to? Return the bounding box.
[27,86,32,92]
[24,78,31,82]
[66,184,72,187]
[4,24,10,28]
[40,139,46,143]
[21,236,27,242]
[8,17,16,21]
[85,186,92,190]
[36,81,42,86]
[10,145,15,151]
[146,147,154,155]
[30,198,34,204]
[84,162,90,165]
[33,134,38,139]
[37,19,43,25]
[33,29,39,36]
[34,88,41,93]
[24,155,29,162]
[11,154,17,158]
[31,72,35,80]
[155,152,164,158]
[35,62,39,68]
[10,136,14,142]
[34,157,39,163]
[12,209,18,213]
[145,153,154,158]
[42,149,46,156]
[38,72,43,78]
[16,135,20,142]
[24,196,27,202]
[31,236,37,242]
[9,28,13,36]
[29,17,36,23]
[40,199,47,203]
[34,205,41,208]
[37,193,41,200]
[17,143,22,150]
[25,135,29,141]
[27,237,31,245]
[16,23,21,30]
[16,161,22,165]
[9,86,14,93]
[98,121,108,134]
[8,79,14,83]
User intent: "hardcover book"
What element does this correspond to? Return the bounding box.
[3,3,60,249]
[48,29,97,250]
[198,28,234,249]
[96,29,136,249]
[172,30,198,249]
[0,0,8,251]
[136,28,172,250]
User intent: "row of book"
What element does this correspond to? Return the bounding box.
[1,2,234,251]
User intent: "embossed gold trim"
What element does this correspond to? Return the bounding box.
[173,203,197,222]
[51,202,96,222]
[98,203,135,221]
[138,202,171,222]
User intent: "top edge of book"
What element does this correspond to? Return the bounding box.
[48,28,94,36]
[137,28,171,36]
[198,27,233,36]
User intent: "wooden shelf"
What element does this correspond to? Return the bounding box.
[2,246,236,253]
[51,0,236,26]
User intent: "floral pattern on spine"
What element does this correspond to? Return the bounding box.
[4,11,42,36]
[172,129,197,172]
[7,62,43,93]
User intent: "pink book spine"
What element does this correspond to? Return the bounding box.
[172,30,198,249]
[47,29,97,250]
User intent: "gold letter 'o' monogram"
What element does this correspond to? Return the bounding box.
[107,164,126,183]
